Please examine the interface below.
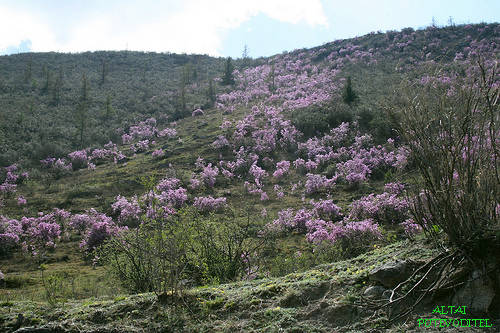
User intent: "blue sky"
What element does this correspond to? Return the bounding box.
[1,0,499,58]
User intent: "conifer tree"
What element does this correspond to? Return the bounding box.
[104,95,115,119]
[75,74,90,148]
[41,65,51,94]
[268,63,276,93]
[100,59,108,86]
[182,63,192,85]
[24,57,32,84]
[222,57,235,85]
[207,78,216,107]
[51,67,63,105]
[241,44,250,68]
[342,76,358,106]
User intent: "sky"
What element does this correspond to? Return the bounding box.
[1,0,499,58]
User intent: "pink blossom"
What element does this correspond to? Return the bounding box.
[17,196,27,206]
[193,196,226,211]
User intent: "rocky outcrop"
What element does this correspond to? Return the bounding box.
[369,260,412,288]
[452,270,496,314]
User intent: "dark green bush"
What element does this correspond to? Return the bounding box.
[291,101,353,139]
[101,207,256,295]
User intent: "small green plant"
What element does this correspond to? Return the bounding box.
[342,76,358,106]
[41,269,72,306]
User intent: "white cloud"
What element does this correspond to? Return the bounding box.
[0,6,58,52]
[0,0,328,56]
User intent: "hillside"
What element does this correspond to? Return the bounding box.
[0,51,229,166]
[1,22,499,332]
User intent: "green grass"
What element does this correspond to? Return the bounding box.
[0,238,456,332]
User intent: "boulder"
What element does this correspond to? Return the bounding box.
[452,270,495,314]
[325,303,358,326]
[369,261,411,288]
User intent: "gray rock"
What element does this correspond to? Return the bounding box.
[325,303,358,326]
[452,270,495,314]
[369,261,411,288]
[363,285,386,298]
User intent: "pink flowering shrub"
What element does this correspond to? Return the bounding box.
[80,219,125,258]
[336,157,371,185]
[122,133,133,144]
[68,150,88,170]
[0,216,22,256]
[212,135,231,149]
[5,171,18,183]
[273,160,290,179]
[111,195,142,227]
[0,209,70,259]
[310,199,342,220]
[152,149,165,158]
[69,214,93,233]
[305,218,381,248]
[0,183,16,195]
[273,185,284,199]
[348,187,410,227]
[157,188,188,208]
[189,177,201,189]
[193,196,226,212]
[24,218,61,258]
[0,164,25,191]
[5,164,17,173]
[156,178,181,192]
[401,218,422,237]
[144,201,176,220]
[52,158,72,178]
[129,118,156,140]
[17,196,27,206]
[131,140,150,153]
[201,163,219,187]
[157,128,177,138]
[221,168,234,179]
[40,157,56,168]
[86,143,125,165]
[305,173,337,194]
[249,162,268,181]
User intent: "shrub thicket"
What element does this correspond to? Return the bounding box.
[384,57,499,320]
[101,206,257,297]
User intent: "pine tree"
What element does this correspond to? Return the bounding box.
[75,74,90,148]
[182,63,192,85]
[222,57,235,85]
[207,78,216,107]
[104,95,115,119]
[24,57,32,84]
[268,63,276,93]
[41,65,51,94]
[241,44,250,68]
[342,76,358,106]
[172,77,187,120]
[100,59,108,86]
[51,67,63,105]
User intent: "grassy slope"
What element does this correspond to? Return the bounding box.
[2,237,497,332]
[0,237,439,332]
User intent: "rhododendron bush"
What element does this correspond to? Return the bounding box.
[396,57,499,260]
